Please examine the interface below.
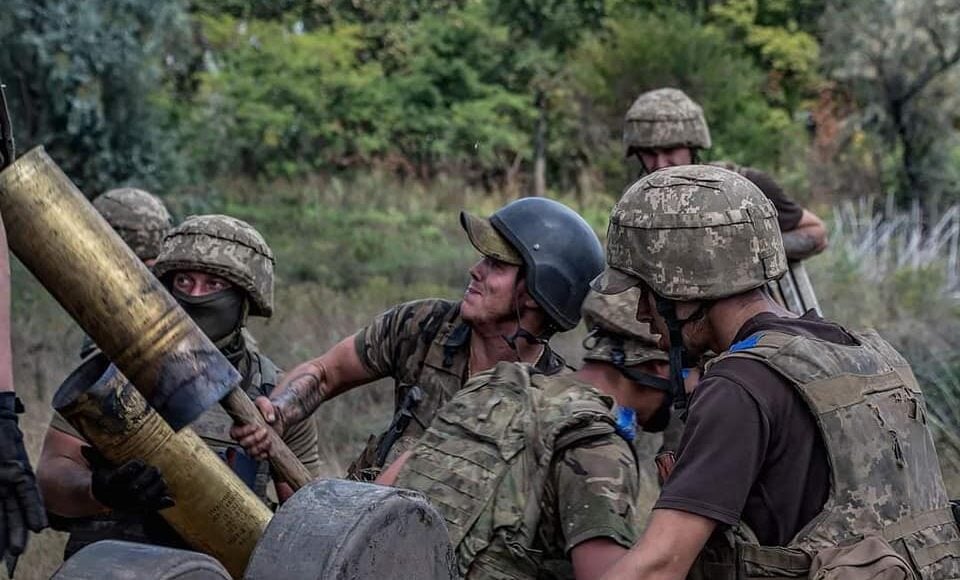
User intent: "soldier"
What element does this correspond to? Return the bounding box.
[80,187,174,358]
[593,165,960,579]
[36,215,320,559]
[231,198,605,481]
[0,215,47,562]
[375,291,671,579]
[623,88,828,261]
[92,187,173,267]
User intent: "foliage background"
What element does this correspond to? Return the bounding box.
[2,0,960,577]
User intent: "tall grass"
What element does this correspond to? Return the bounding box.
[810,198,960,486]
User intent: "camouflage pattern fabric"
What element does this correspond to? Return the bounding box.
[93,188,172,261]
[687,330,960,579]
[153,215,275,317]
[393,362,638,579]
[581,289,667,366]
[348,299,569,480]
[593,165,788,300]
[623,88,711,152]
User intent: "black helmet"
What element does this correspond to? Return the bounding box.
[461,198,604,330]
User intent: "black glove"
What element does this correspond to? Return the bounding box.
[0,392,48,559]
[81,446,174,513]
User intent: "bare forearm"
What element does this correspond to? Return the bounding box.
[272,336,373,426]
[599,509,715,580]
[37,457,104,517]
[782,229,822,261]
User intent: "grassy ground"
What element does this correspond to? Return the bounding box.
[7,177,960,578]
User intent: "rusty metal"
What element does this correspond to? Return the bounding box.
[0,147,238,429]
[54,355,272,578]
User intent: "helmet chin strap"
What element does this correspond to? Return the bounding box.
[501,282,548,360]
[655,295,709,418]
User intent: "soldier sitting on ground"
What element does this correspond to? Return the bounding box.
[594,165,960,579]
[623,88,828,261]
[36,215,320,560]
[373,290,671,579]
[80,187,174,358]
[231,198,605,482]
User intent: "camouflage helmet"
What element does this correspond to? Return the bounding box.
[461,198,605,331]
[93,188,173,261]
[581,290,667,366]
[593,165,787,301]
[623,88,712,153]
[153,215,275,317]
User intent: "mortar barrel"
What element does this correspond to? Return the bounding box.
[0,146,238,429]
[54,354,273,578]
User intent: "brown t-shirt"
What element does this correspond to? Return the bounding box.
[654,311,853,545]
[741,167,804,232]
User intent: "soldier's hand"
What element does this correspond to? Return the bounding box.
[0,394,48,560]
[229,396,277,460]
[81,446,174,514]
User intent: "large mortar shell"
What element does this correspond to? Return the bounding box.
[0,146,238,429]
[54,354,273,578]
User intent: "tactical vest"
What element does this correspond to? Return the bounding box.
[60,350,281,560]
[688,330,960,579]
[348,304,569,480]
[394,362,619,579]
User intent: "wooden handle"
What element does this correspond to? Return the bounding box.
[220,388,313,490]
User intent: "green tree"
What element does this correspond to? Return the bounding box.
[0,0,191,194]
[487,0,609,196]
[571,7,795,188]
[822,0,960,216]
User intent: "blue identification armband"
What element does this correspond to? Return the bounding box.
[613,405,637,441]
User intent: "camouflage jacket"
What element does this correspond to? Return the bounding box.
[688,330,960,579]
[51,349,320,559]
[394,362,639,579]
[349,299,569,480]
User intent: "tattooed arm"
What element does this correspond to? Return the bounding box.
[231,336,374,458]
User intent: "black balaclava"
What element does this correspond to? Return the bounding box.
[172,286,247,363]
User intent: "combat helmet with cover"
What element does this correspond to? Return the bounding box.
[461,198,604,331]
[581,289,666,367]
[623,88,711,155]
[153,214,275,317]
[93,188,173,261]
[594,164,787,301]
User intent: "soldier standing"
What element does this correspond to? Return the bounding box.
[375,291,672,579]
[623,88,828,261]
[36,215,320,559]
[594,165,960,579]
[231,198,604,481]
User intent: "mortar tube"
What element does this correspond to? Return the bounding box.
[54,354,272,578]
[0,147,238,430]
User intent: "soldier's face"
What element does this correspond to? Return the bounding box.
[172,270,233,297]
[462,257,529,324]
[637,146,693,172]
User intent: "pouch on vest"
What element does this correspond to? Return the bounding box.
[220,447,259,490]
[809,536,916,580]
